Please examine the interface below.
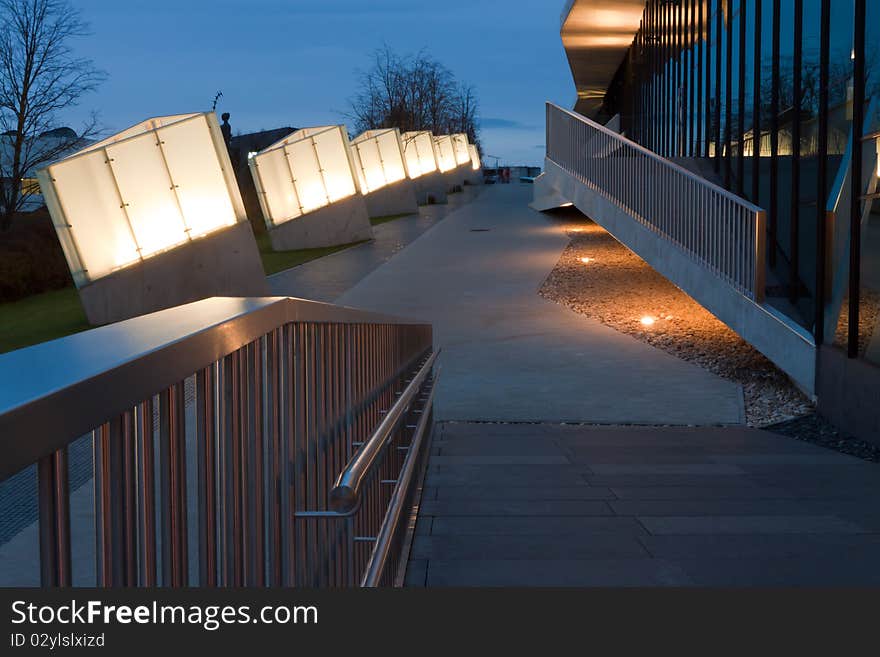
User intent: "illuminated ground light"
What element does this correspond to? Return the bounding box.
[640,315,657,327]
[579,256,593,264]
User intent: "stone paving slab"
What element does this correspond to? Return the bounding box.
[420,499,614,517]
[423,559,693,587]
[412,534,650,561]
[639,533,880,559]
[407,423,880,587]
[672,556,880,587]
[428,486,615,500]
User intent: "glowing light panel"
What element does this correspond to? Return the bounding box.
[250,126,358,228]
[451,134,470,166]
[37,113,243,286]
[350,129,408,194]
[433,135,457,173]
[468,144,482,171]
[401,131,439,179]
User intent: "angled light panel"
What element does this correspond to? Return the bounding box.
[451,134,471,166]
[433,135,457,173]
[37,112,244,287]
[350,128,408,194]
[250,125,359,228]
[401,131,439,179]
[468,144,482,171]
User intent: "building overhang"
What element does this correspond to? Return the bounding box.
[561,0,645,117]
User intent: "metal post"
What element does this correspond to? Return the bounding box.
[37,450,71,587]
[789,0,803,303]
[752,0,762,203]
[849,0,866,358]
[814,0,830,344]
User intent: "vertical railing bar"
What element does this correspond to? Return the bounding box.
[37,448,71,587]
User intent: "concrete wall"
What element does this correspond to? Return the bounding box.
[364,178,420,218]
[413,172,449,205]
[443,169,465,194]
[79,221,269,325]
[818,346,880,445]
[268,193,373,251]
[535,158,817,394]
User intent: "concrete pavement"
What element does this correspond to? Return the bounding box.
[336,183,745,425]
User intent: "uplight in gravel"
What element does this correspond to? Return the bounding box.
[640,316,656,327]
[579,257,593,264]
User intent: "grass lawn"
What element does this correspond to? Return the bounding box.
[370,213,413,227]
[0,287,89,354]
[256,232,368,275]
[0,233,371,354]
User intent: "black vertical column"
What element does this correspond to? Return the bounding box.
[725,0,733,188]
[697,0,704,155]
[737,0,747,195]
[690,0,697,156]
[752,0,762,202]
[705,0,713,158]
[715,0,723,170]
[769,0,780,267]
[814,0,830,344]
[849,0,866,358]
[790,0,802,303]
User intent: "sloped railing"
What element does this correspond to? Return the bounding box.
[546,102,767,302]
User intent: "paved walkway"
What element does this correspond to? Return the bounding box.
[407,423,880,586]
[269,186,483,302]
[337,183,744,425]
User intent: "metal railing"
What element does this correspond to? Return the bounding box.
[0,296,435,588]
[546,102,767,302]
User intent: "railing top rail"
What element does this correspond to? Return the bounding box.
[546,102,765,214]
[330,350,439,515]
[0,296,428,480]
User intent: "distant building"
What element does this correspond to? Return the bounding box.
[0,127,91,212]
[228,127,297,233]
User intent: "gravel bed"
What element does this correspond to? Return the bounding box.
[833,290,880,358]
[538,216,813,427]
[764,413,880,463]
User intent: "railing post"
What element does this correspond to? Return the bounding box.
[754,210,767,302]
[37,450,71,587]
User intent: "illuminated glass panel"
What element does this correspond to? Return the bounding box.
[38,113,243,284]
[433,135,457,172]
[251,126,359,227]
[401,131,438,179]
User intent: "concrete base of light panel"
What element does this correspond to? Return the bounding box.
[267,193,373,251]
[444,168,467,193]
[79,220,269,326]
[364,178,420,219]
[413,172,449,205]
[465,169,483,186]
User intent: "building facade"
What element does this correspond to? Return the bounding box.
[551,0,880,441]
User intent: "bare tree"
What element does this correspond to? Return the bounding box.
[347,46,481,153]
[0,0,105,229]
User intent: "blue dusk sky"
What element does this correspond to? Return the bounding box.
[68,0,577,166]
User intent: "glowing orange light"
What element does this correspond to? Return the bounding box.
[640,316,656,327]
[579,257,593,264]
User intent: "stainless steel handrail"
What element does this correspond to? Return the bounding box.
[361,367,439,587]
[548,102,764,212]
[0,295,433,588]
[329,349,439,514]
[546,102,767,302]
[0,296,414,481]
